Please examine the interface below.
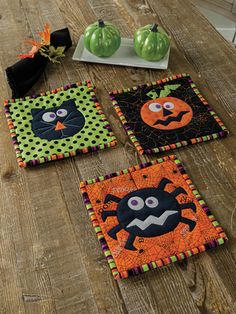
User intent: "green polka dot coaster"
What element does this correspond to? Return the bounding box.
[4,81,117,167]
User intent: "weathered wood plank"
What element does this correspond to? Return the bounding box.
[0,0,236,313]
[54,0,223,313]
[233,0,236,13]
[191,0,236,26]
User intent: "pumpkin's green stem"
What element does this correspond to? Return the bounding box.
[150,23,158,32]
[98,19,105,27]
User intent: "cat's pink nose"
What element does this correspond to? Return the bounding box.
[55,121,66,131]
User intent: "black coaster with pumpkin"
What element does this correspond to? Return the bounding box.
[110,73,228,154]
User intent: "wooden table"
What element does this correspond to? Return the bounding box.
[193,0,236,19]
[0,0,236,313]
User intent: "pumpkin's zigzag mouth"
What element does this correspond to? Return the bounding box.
[153,110,189,126]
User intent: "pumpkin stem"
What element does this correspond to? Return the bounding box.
[150,23,158,32]
[98,19,105,28]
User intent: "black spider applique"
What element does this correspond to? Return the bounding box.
[102,178,196,251]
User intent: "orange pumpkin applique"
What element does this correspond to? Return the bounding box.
[140,85,193,130]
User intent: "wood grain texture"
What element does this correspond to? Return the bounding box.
[191,0,236,22]
[0,0,235,313]
[233,0,236,13]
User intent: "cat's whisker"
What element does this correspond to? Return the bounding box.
[60,130,67,139]
[63,117,75,124]
[65,123,83,128]
[41,121,55,126]
[64,116,84,124]
[34,125,54,131]
[63,112,74,122]
[41,127,56,134]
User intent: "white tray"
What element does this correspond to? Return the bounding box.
[72,35,170,69]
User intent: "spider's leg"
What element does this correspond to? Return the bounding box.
[107,224,122,240]
[124,234,137,251]
[171,187,187,197]
[180,202,196,213]
[104,194,121,204]
[180,217,196,231]
[157,178,172,190]
[101,210,117,222]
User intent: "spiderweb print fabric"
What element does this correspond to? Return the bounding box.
[110,74,228,154]
[4,81,117,167]
[80,156,227,279]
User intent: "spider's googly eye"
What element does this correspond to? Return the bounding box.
[128,197,144,211]
[164,102,174,110]
[148,102,162,113]
[56,109,68,117]
[145,196,159,208]
[42,112,56,122]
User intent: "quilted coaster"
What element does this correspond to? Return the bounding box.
[110,73,228,154]
[80,155,227,279]
[4,81,117,167]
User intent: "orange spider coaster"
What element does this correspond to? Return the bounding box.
[80,156,227,279]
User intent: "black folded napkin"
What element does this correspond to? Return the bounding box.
[6,27,72,99]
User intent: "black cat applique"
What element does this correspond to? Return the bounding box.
[31,100,85,140]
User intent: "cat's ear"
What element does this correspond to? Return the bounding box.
[31,108,43,117]
[61,99,77,108]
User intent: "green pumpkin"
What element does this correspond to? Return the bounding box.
[134,24,170,61]
[84,19,121,57]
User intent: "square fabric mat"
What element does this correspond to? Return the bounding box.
[110,73,228,154]
[80,155,227,279]
[4,81,117,167]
